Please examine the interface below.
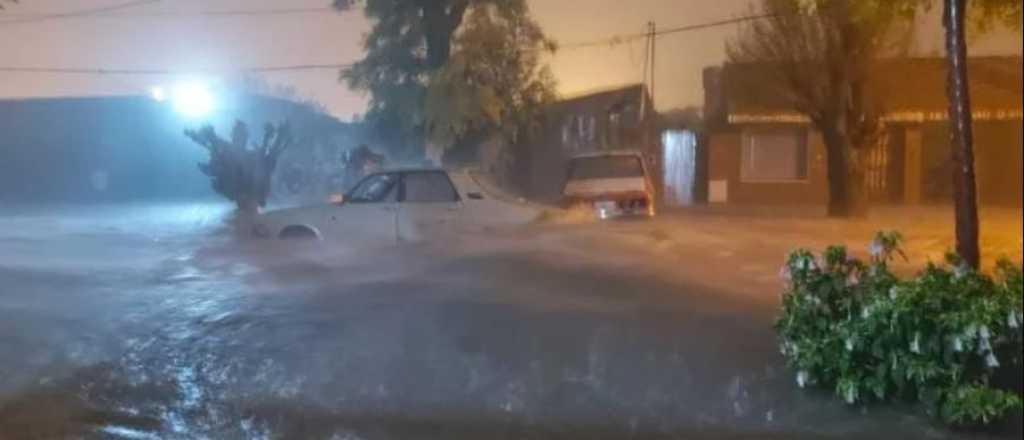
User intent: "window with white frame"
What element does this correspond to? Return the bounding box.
[741,129,809,182]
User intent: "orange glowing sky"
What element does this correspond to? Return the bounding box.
[1,0,1020,119]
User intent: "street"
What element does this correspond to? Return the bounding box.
[0,0,1020,437]
[3,202,1014,440]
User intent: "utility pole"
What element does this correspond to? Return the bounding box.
[649,21,656,112]
[943,0,980,268]
[640,22,651,122]
[640,21,656,145]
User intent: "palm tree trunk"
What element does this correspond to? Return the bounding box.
[943,0,981,268]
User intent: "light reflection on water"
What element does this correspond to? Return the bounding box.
[1,202,974,440]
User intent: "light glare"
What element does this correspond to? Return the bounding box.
[172,83,215,118]
[150,86,166,102]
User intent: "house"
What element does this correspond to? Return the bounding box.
[518,84,660,203]
[702,56,1023,207]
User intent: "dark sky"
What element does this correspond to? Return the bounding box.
[1,0,1020,119]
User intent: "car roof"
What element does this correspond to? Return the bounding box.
[569,150,645,159]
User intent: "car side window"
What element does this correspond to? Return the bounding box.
[401,172,459,203]
[347,173,398,203]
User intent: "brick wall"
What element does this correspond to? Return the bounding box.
[707,128,829,205]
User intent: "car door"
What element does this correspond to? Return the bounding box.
[320,172,400,245]
[397,171,462,242]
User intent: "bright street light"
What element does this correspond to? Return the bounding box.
[171,83,215,119]
[150,86,166,102]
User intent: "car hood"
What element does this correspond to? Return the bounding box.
[563,177,648,198]
[257,205,324,225]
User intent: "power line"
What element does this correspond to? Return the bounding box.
[655,13,775,36]
[557,13,774,50]
[0,0,161,25]
[0,13,771,75]
[0,63,354,75]
[1,5,335,20]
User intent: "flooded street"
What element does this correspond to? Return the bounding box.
[0,203,1009,439]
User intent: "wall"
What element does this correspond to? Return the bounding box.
[918,120,1023,207]
[523,133,571,204]
[0,95,358,204]
[974,121,1023,207]
[0,97,209,203]
[707,127,829,205]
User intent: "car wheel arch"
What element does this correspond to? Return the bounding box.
[278,224,322,240]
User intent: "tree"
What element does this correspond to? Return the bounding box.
[335,0,471,70]
[969,0,1023,32]
[728,0,915,217]
[185,121,292,218]
[333,0,473,158]
[334,0,552,161]
[422,2,557,153]
[731,0,1017,255]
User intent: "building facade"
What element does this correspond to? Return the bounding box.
[0,94,364,204]
[519,84,660,203]
[703,57,1023,207]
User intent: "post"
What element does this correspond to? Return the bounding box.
[649,21,656,112]
[640,22,652,122]
[904,128,922,204]
[943,0,981,268]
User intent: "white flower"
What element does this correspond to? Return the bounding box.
[910,333,922,354]
[979,325,991,339]
[861,306,871,319]
[888,286,899,300]
[779,265,791,281]
[1010,312,1021,329]
[868,241,884,258]
[952,337,964,352]
[953,263,969,279]
[978,337,992,352]
[965,324,979,339]
[985,352,1000,368]
[844,386,857,404]
[796,255,817,271]
[796,371,809,388]
[845,338,855,352]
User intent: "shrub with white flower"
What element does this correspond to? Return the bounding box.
[776,231,1023,426]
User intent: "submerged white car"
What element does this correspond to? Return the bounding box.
[253,168,483,243]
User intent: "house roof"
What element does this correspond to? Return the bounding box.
[710,56,1023,124]
[551,84,650,116]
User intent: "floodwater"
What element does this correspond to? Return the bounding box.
[0,202,1009,439]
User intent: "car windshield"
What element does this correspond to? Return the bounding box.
[3,1,1022,439]
[569,155,645,180]
[346,173,397,203]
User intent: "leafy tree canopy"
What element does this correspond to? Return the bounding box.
[335,0,555,156]
[792,0,1021,32]
[424,2,557,148]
